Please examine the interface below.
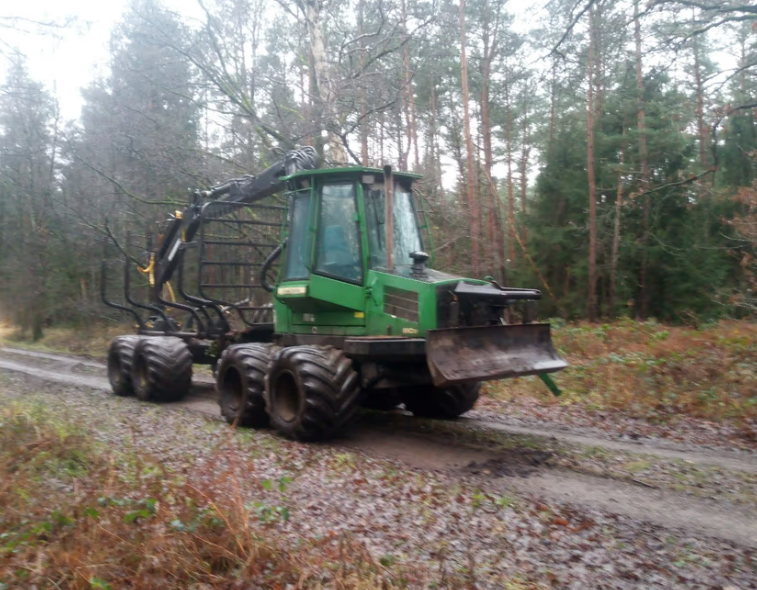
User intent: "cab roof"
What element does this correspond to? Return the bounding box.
[282,165,422,183]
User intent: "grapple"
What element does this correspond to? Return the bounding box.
[425,323,567,387]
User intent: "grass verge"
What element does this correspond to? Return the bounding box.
[0,402,411,589]
[486,318,757,424]
[0,323,126,360]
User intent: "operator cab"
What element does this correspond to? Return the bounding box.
[281,167,425,285]
[273,167,431,338]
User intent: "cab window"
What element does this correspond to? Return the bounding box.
[364,180,423,269]
[282,190,312,280]
[314,182,362,283]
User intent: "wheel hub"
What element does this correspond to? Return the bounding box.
[108,355,122,385]
[221,367,244,413]
[135,356,149,391]
[273,370,299,423]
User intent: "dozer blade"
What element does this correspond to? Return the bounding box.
[425,323,568,387]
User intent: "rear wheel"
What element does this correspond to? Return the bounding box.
[107,336,141,396]
[131,337,192,402]
[404,382,481,419]
[265,346,361,441]
[217,344,278,427]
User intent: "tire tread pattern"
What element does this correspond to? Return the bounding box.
[132,337,193,402]
[265,345,361,441]
[107,336,141,397]
[217,343,278,427]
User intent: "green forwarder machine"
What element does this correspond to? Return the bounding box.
[103,147,567,441]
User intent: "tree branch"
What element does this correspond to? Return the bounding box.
[551,0,597,59]
[72,155,181,207]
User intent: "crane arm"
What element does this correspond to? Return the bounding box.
[151,146,316,289]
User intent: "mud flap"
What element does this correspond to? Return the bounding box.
[425,324,568,387]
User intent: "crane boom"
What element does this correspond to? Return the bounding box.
[152,147,316,289]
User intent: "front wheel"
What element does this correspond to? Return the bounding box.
[131,337,192,402]
[217,343,278,427]
[404,382,481,419]
[264,346,361,441]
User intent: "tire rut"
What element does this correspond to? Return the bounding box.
[464,417,757,475]
[0,346,105,368]
[339,427,757,549]
[1,348,756,549]
[0,357,217,411]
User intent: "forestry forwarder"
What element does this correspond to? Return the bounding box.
[103,146,567,441]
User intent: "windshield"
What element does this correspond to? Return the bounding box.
[364,181,423,269]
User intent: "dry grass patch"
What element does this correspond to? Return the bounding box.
[0,322,127,360]
[0,402,414,589]
[486,318,757,424]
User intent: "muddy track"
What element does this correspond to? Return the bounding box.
[1,346,756,549]
[464,417,757,475]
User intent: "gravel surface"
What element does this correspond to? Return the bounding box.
[1,371,755,589]
[375,415,757,512]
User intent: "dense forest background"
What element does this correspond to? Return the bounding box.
[0,0,755,338]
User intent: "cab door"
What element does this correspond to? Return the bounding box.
[297,179,366,329]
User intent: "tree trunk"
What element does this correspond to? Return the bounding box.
[476,103,485,253]
[459,0,479,275]
[303,0,346,163]
[358,0,369,165]
[397,107,405,169]
[739,33,747,99]
[548,58,558,163]
[300,49,312,147]
[505,77,515,266]
[430,80,447,233]
[587,6,598,322]
[593,1,603,120]
[635,0,650,319]
[400,0,418,170]
[481,0,498,270]
[693,28,707,168]
[609,125,626,316]
[520,83,530,243]
[451,112,465,190]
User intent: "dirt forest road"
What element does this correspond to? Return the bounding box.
[1,345,756,588]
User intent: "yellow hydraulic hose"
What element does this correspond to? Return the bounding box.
[138,254,176,302]
[165,281,176,303]
[138,254,156,287]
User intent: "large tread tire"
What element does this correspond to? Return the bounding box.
[404,382,481,419]
[217,343,278,428]
[107,336,141,397]
[264,346,361,441]
[131,337,192,402]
